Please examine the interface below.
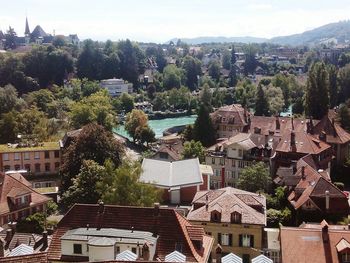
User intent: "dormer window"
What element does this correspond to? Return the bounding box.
[231,211,242,224]
[211,210,221,222]
[341,251,350,263]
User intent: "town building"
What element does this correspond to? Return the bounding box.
[0,142,61,189]
[280,220,350,263]
[100,78,133,97]
[187,187,266,263]
[211,104,250,139]
[47,203,214,262]
[205,133,277,189]
[0,173,51,226]
[140,158,212,204]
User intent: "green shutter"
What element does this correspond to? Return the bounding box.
[239,234,242,247]
[218,233,222,245]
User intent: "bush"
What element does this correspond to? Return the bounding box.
[17,213,45,234]
[267,208,292,227]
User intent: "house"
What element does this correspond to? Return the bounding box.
[100,78,133,97]
[151,135,184,162]
[205,132,277,189]
[311,110,350,165]
[280,220,350,263]
[0,173,51,226]
[211,104,250,139]
[0,224,50,258]
[140,158,212,204]
[187,187,266,263]
[0,252,47,263]
[263,228,280,263]
[47,203,214,262]
[0,142,61,189]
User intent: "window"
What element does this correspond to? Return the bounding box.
[34,183,41,188]
[219,158,225,165]
[342,252,350,263]
[232,160,235,167]
[242,254,250,263]
[238,149,243,157]
[231,212,242,224]
[239,234,254,247]
[215,169,220,177]
[54,150,60,158]
[211,211,221,222]
[268,251,280,263]
[73,244,82,254]
[44,151,50,159]
[44,182,52,187]
[212,158,215,164]
[116,246,120,254]
[218,233,232,246]
[223,125,226,131]
[131,247,137,254]
[14,165,20,171]
[159,152,168,159]
[45,163,50,172]
[24,164,31,171]
[35,163,41,173]
[4,165,10,171]
[175,242,183,252]
[34,152,40,159]
[14,153,20,161]
[3,153,9,161]
[24,152,30,160]
[55,162,60,171]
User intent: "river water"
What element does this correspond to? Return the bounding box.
[113,115,197,140]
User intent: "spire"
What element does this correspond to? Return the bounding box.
[25,17,30,36]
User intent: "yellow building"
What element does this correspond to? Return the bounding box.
[187,187,266,263]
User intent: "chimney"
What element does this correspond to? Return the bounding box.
[332,118,336,137]
[291,117,294,130]
[42,230,48,249]
[307,117,314,134]
[9,222,17,234]
[98,201,104,214]
[154,203,160,216]
[322,223,329,243]
[276,116,280,130]
[0,238,4,257]
[142,243,150,261]
[205,194,209,211]
[290,131,296,151]
[301,166,306,180]
[348,224,350,231]
[215,244,223,263]
[5,229,12,246]
[264,134,269,147]
[325,190,330,210]
[221,167,225,188]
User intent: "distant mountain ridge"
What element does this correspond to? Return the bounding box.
[168,20,350,46]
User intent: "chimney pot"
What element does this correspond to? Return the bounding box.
[325,190,330,210]
[42,230,48,249]
[301,166,306,179]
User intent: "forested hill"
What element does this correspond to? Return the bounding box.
[169,20,350,46]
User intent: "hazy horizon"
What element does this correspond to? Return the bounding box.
[1,0,350,43]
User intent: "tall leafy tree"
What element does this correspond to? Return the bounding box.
[124,109,148,142]
[193,104,216,147]
[237,162,271,193]
[208,61,221,82]
[327,64,338,108]
[60,123,124,192]
[229,45,238,87]
[4,27,17,50]
[254,84,270,116]
[182,55,202,90]
[305,62,329,119]
[338,64,350,103]
[182,140,205,163]
[163,65,184,90]
[0,85,19,114]
[243,44,258,75]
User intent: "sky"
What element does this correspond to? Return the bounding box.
[0,0,350,43]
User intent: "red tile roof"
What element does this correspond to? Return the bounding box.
[187,187,266,225]
[0,173,51,215]
[211,104,249,126]
[280,223,350,263]
[48,204,213,263]
[0,252,47,263]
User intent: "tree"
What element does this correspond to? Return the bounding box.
[124,109,148,142]
[102,52,121,79]
[24,89,55,114]
[77,39,105,80]
[136,125,156,146]
[61,160,106,208]
[305,62,329,119]
[145,45,167,73]
[163,65,183,90]
[254,84,270,116]
[182,124,194,141]
[118,93,134,113]
[52,35,67,47]
[264,85,285,115]
[152,92,168,111]
[193,104,216,147]
[182,55,202,90]
[208,61,221,82]
[0,85,19,114]
[99,161,161,206]
[237,162,271,192]
[337,104,350,131]
[338,64,350,103]
[0,110,18,143]
[4,27,17,50]
[222,49,231,70]
[60,123,124,192]
[182,140,205,163]
[327,64,338,108]
[229,45,238,87]
[69,91,115,130]
[199,83,212,108]
[243,44,258,75]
